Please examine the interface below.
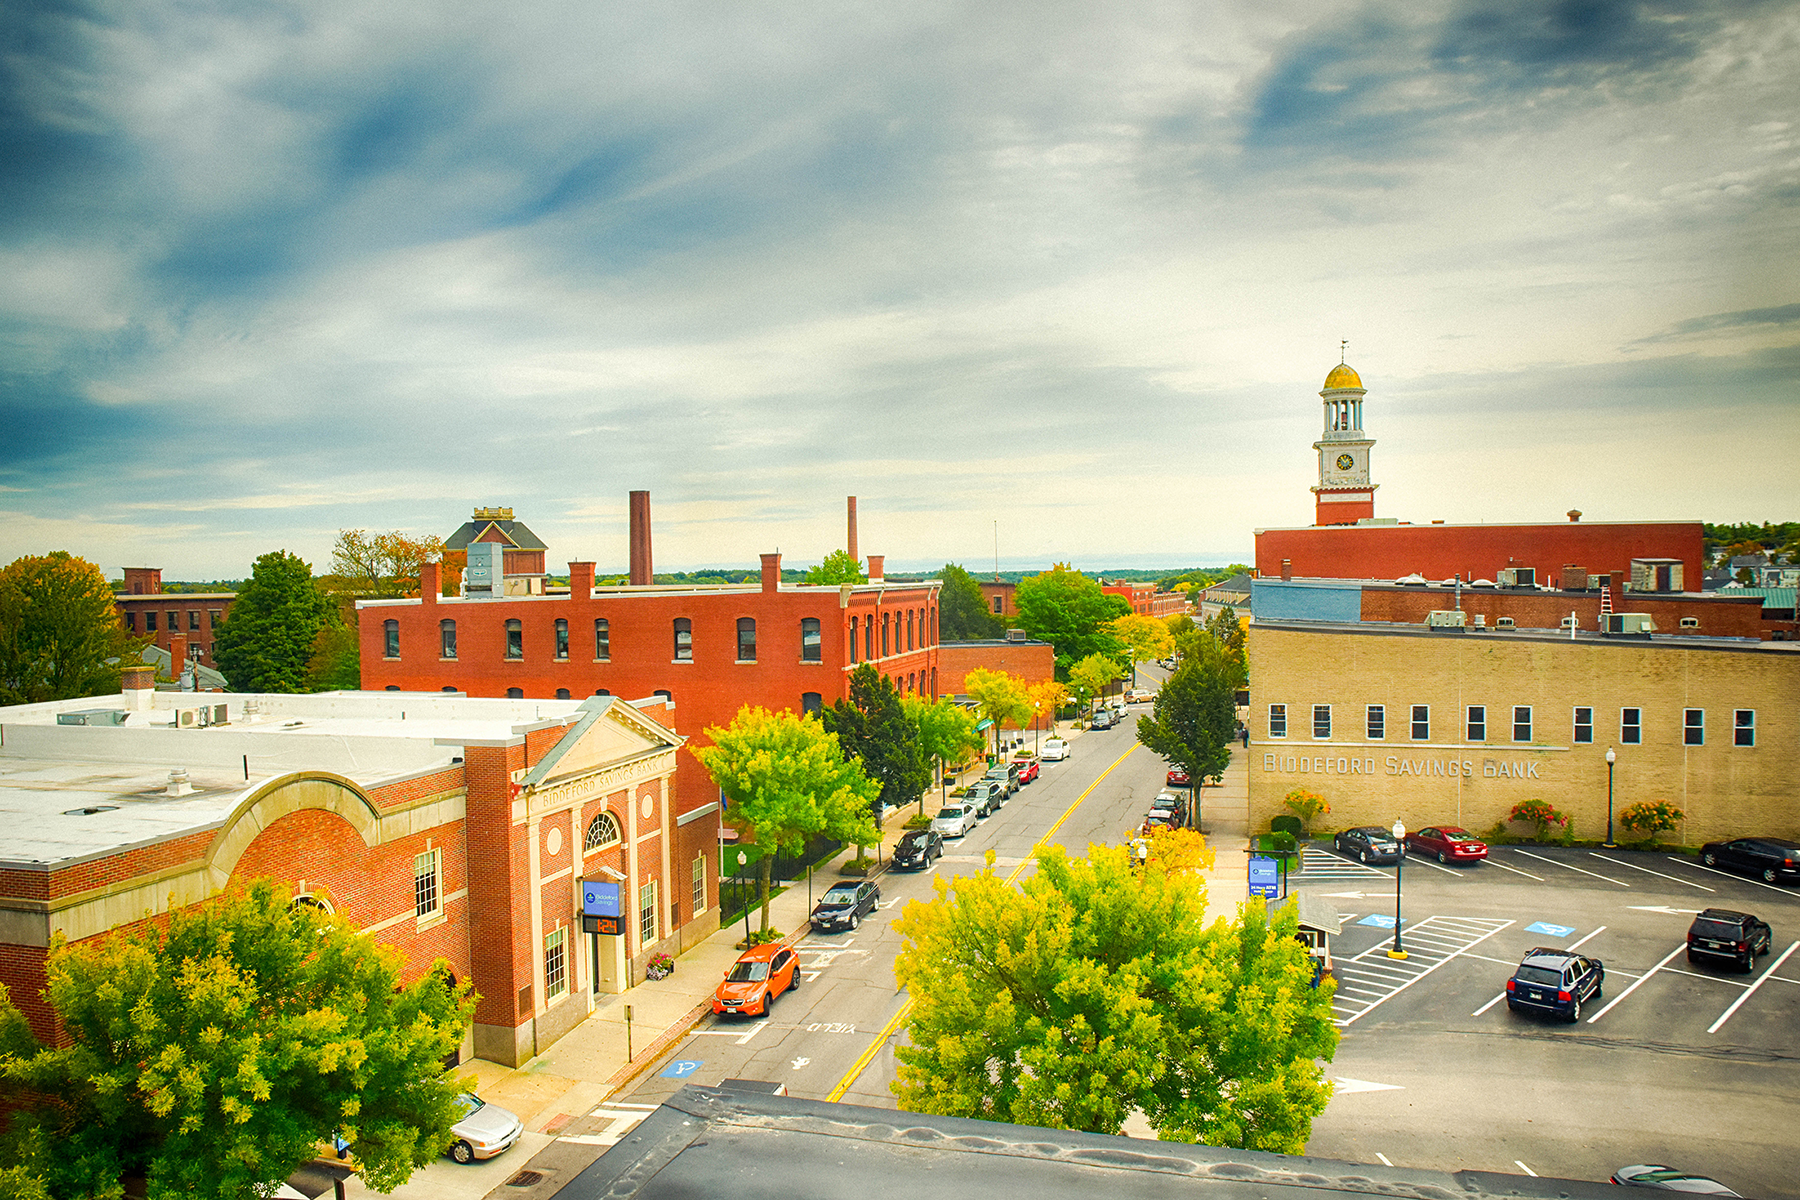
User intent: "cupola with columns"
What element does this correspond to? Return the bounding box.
[1310,344,1378,526]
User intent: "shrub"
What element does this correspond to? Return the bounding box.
[645,952,675,980]
[1619,800,1686,841]
[1284,788,1329,834]
[1270,815,1303,836]
[840,854,876,876]
[904,813,934,830]
[1508,799,1568,842]
[737,928,784,948]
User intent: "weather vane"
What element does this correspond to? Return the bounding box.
[1340,339,1348,364]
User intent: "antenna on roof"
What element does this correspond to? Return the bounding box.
[1340,339,1348,364]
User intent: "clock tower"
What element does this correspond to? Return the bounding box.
[1310,355,1377,526]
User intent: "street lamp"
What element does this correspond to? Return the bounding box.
[1604,747,1617,848]
[1034,702,1041,754]
[1388,819,1408,960]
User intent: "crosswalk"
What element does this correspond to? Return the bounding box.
[1331,915,1514,1026]
[1299,846,1394,881]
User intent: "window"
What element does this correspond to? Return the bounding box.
[209,609,222,629]
[414,849,441,919]
[802,691,822,714]
[594,618,610,660]
[1621,707,1642,745]
[166,610,178,631]
[554,618,569,659]
[440,619,457,659]
[1513,706,1532,742]
[1365,705,1385,740]
[544,928,567,1001]
[1573,707,1593,744]
[639,881,657,946]
[594,687,611,696]
[673,617,692,660]
[555,687,570,699]
[1312,705,1331,739]
[692,854,707,917]
[801,618,821,662]
[848,616,858,663]
[1735,710,1755,747]
[1684,709,1704,746]
[737,617,756,662]
[1268,704,1287,738]
[188,610,200,631]
[881,612,890,657]
[506,687,524,698]
[1411,705,1430,740]
[505,618,522,659]
[146,611,157,632]
[653,688,671,702]
[992,596,1002,613]
[585,810,621,849]
[1466,706,1486,741]
[384,619,400,659]
[907,610,915,651]
[864,617,873,661]
[125,611,137,632]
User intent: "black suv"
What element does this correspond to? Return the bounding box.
[892,828,944,871]
[1686,909,1773,972]
[1506,948,1604,1022]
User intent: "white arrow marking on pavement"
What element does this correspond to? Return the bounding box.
[1333,1077,1404,1094]
[1627,905,1704,915]
[1321,891,1368,899]
[791,1057,811,1069]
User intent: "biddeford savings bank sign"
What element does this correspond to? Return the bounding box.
[1262,750,1545,781]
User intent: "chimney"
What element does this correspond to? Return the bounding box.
[1567,509,1582,523]
[867,554,884,583]
[760,553,782,593]
[846,496,858,565]
[169,633,189,673]
[121,663,155,711]
[570,561,594,601]
[629,491,653,586]
[1281,559,1292,582]
[420,561,440,606]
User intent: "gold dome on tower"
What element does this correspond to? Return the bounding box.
[1324,363,1363,390]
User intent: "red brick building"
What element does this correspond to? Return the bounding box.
[113,567,235,666]
[937,636,1055,699]
[1101,581,1190,619]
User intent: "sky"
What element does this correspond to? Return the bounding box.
[2,0,1796,581]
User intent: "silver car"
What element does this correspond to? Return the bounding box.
[449,1092,524,1163]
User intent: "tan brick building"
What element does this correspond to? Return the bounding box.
[1246,619,1799,846]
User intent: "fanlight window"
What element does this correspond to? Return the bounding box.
[585,811,622,850]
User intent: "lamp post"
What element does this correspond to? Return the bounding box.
[1034,702,1041,754]
[1387,820,1408,960]
[1604,747,1617,848]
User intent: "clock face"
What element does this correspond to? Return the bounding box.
[1336,453,1355,471]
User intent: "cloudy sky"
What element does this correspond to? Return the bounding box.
[3,0,1796,580]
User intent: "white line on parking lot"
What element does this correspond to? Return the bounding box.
[1667,857,1800,899]
[1473,992,1507,1016]
[1405,857,1466,875]
[1512,849,1628,887]
[1336,916,1514,1026]
[1375,1154,1393,1167]
[1486,858,1545,880]
[1707,941,1800,1034]
[1515,1161,1538,1177]
[1588,853,1714,891]
[1472,926,1611,1015]
[1586,942,1686,1024]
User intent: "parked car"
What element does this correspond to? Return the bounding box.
[810,879,880,933]
[984,762,1021,795]
[1405,825,1488,864]
[712,942,801,1017]
[1686,909,1773,972]
[1166,766,1190,787]
[1126,688,1154,704]
[933,802,978,837]
[1040,738,1070,761]
[1149,791,1186,828]
[966,781,1004,817]
[447,1093,524,1164]
[1611,1165,1741,1195]
[1334,826,1402,864]
[1697,837,1800,884]
[1141,809,1182,834]
[892,828,944,870]
[1088,708,1117,730]
[1012,756,1040,784]
[1505,947,1604,1022]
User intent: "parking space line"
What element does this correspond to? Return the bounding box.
[1375,1154,1393,1167]
[1664,966,1750,985]
[1565,926,1606,952]
[1588,853,1714,891]
[1335,916,1514,1026]
[1486,858,1545,881]
[1515,1161,1538,1177]
[1472,992,1507,1016]
[1513,849,1628,887]
[1405,857,1466,876]
[1300,847,1393,880]
[1666,857,1800,899]
[1707,941,1799,1034]
[1587,942,1685,1024]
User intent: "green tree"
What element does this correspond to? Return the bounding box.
[695,707,880,932]
[0,552,142,705]
[822,664,929,821]
[212,551,336,693]
[805,550,867,585]
[1135,655,1236,819]
[1014,565,1129,677]
[1171,628,1247,691]
[937,563,1003,641]
[904,695,984,806]
[304,619,361,691]
[0,880,473,1200]
[892,833,1337,1148]
[962,667,1032,759]
[1067,652,1125,719]
[1107,613,1174,689]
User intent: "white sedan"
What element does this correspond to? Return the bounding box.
[932,802,978,838]
[1040,738,1070,761]
[448,1092,524,1163]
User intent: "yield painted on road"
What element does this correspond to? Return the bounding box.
[1332,914,1515,1026]
[1300,846,1393,881]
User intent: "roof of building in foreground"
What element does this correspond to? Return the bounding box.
[1250,616,1796,656]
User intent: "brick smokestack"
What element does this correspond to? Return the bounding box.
[121,663,155,711]
[847,496,858,564]
[420,561,440,605]
[867,554,884,583]
[761,553,781,593]
[169,634,189,677]
[570,561,594,601]
[629,491,653,586]
[1281,558,1292,582]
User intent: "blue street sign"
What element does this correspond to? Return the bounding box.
[1248,855,1280,899]
[1525,921,1576,938]
[659,1059,703,1079]
[1358,914,1401,929]
[583,880,622,918]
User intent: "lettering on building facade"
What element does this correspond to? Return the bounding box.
[1262,751,1543,781]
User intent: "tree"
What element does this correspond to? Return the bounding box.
[1135,655,1236,820]
[892,833,1337,1149]
[1207,605,1245,657]
[322,530,448,602]
[1013,565,1129,677]
[1171,628,1247,692]
[0,552,141,705]
[1025,679,1070,735]
[904,695,984,806]
[961,668,1032,758]
[695,707,880,932]
[936,563,1003,641]
[805,550,866,585]
[1067,653,1125,719]
[212,552,337,693]
[822,664,929,821]
[0,880,473,1200]
[1107,613,1174,689]
[304,620,361,691]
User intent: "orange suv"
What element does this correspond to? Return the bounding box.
[712,942,800,1018]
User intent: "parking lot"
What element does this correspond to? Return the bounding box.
[1298,842,1800,1200]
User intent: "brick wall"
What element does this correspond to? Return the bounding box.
[937,641,1056,700]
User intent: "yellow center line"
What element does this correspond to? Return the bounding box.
[826,740,1142,1101]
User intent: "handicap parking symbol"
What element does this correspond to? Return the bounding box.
[1357,914,1401,929]
[659,1059,704,1079]
[1524,921,1576,938]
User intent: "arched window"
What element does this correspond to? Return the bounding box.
[584,811,622,850]
[441,685,458,693]
[736,617,756,662]
[505,619,522,659]
[594,687,611,696]
[506,687,524,699]
[865,615,873,660]
[848,616,858,663]
[673,618,692,660]
[383,619,399,658]
[440,619,457,659]
[594,618,610,660]
[385,684,400,691]
[555,688,570,699]
[290,893,333,915]
[800,618,821,662]
[801,692,823,714]
[907,609,915,651]
[881,612,890,657]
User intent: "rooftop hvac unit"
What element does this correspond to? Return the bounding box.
[1494,616,1516,629]
[210,703,229,725]
[464,542,503,597]
[1497,567,1537,588]
[1604,613,1655,637]
[1426,610,1467,628]
[56,709,129,726]
[175,708,200,728]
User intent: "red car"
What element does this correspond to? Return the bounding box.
[712,942,800,1017]
[1166,767,1190,787]
[1406,825,1488,864]
[1012,757,1040,784]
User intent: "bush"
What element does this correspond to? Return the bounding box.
[737,928,784,948]
[645,952,675,980]
[904,813,934,830]
[1509,799,1568,842]
[1619,799,1686,842]
[1270,815,1303,837]
[840,854,876,876]
[1283,788,1329,834]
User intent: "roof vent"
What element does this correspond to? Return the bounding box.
[165,768,194,797]
[64,805,121,816]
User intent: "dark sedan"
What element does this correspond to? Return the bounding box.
[809,880,880,933]
[1698,837,1800,884]
[1405,825,1488,864]
[892,829,944,871]
[1333,826,1401,864]
[1611,1165,1741,1195]
[1506,947,1604,1022]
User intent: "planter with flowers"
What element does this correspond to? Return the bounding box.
[645,952,675,981]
